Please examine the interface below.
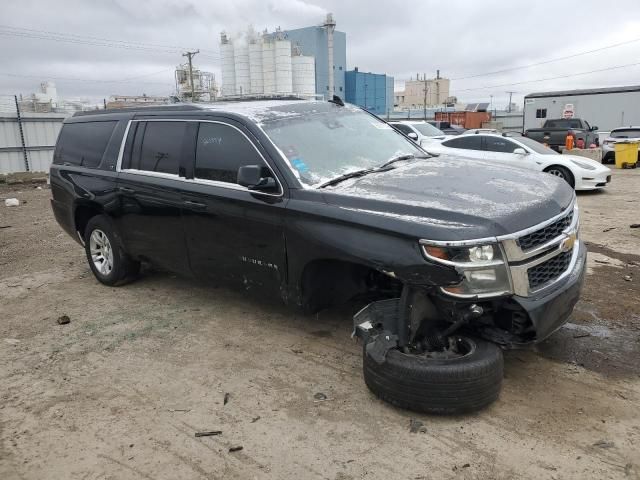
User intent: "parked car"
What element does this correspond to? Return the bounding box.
[524,118,599,151]
[425,132,611,190]
[427,120,466,135]
[50,98,586,414]
[601,126,640,164]
[388,120,448,148]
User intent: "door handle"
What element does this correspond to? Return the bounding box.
[119,186,135,194]
[183,200,207,210]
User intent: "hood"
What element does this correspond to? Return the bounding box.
[562,154,610,170]
[323,155,574,241]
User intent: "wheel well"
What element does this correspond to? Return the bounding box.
[74,203,103,239]
[300,259,402,313]
[543,164,575,185]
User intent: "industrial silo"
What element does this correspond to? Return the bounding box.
[274,39,292,94]
[220,32,236,96]
[234,42,250,96]
[292,54,316,95]
[262,36,276,95]
[248,37,264,94]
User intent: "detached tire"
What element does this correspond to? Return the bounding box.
[84,215,140,286]
[363,336,503,414]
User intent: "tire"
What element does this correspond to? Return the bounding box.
[363,335,503,414]
[84,215,139,286]
[545,165,575,188]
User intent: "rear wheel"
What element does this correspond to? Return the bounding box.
[545,165,575,188]
[84,215,139,286]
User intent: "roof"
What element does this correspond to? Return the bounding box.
[525,85,640,99]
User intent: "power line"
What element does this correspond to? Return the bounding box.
[0,24,219,57]
[449,61,640,94]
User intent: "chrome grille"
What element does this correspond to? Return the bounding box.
[517,211,574,251]
[527,250,573,290]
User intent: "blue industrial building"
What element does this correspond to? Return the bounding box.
[345,68,395,115]
[283,26,347,98]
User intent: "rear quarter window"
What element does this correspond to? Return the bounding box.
[53,121,117,168]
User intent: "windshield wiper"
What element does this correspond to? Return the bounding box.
[317,153,429,189]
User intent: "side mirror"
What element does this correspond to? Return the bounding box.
[237,165,277,191]
[513,148,528,155]
[591,126,599,131]
[407,132,419,141]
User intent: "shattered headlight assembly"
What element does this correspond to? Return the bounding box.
[421,241,512,297]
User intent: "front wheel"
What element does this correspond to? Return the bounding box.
[363,335,503,414]
[84,215,139,286]
[545,165,575,188]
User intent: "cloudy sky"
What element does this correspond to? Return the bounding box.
[1,0,640,107]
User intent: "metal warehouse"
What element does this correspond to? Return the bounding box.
[345,67,394,115]
[523,85,640,132]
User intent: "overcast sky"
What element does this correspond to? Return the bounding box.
[1,0,640,107]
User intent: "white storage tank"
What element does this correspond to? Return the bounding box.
[233,42,250,96]
[292,55,316,95]
[275,39,292,94]
[249,39,264,94]
[220,32,236,97]
[262,38,276,95]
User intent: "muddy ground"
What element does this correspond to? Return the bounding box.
[1,170,639,480]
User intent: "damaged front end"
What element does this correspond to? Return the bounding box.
[354,201,587,357]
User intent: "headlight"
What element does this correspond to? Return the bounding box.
[422,242,512,297]
[570,159,596,170]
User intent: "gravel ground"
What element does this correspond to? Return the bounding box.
[1,170,639,480]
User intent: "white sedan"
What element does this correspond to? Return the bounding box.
[425,133,611,191]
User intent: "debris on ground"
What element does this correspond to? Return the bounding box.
[630,224,640,229]
[593,440,615,449]
[229,446,243,452]
[56,315,71,325]
[250,416,261,423]
[4,338,21,345]
[313,392,328,401]
[194,431,222,437]
[623,275,632,282]
[224,393,230,405]
[4,198,20,207]
[0,225,11,229]
[409,418,427,433]
[573,333,591,339]
[602,227,616,232]
[167,408,191,412]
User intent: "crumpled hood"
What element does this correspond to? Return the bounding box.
[323,154,575,241]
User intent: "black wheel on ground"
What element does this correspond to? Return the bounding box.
[545,165,575,188]
[84,215,140,286]
[363,335,503,414]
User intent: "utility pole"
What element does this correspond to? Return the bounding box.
[423,76,428,120]
[506,91,515,113]
[182,50,199,102]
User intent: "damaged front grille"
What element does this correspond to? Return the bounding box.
[527,250,572,290]
[517,211,574,251]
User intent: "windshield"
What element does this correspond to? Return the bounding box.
[611,129,640,138]
[261,104,424,187]
[517,136,559,155]
[411,123,445,137]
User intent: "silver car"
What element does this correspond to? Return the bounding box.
[601,126,640,164]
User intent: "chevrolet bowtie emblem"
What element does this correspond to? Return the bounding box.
[561,232,577,252]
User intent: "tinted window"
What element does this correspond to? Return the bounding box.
[54,121,117,167]
[195,123,266,184]
[544,119,582,129]
[484,136,518,153]
[131,121,186,175]
[443,136,482,150]
[392,124,414,135]
[611,128,640,138]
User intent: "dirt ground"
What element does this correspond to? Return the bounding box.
[1,170,639,480]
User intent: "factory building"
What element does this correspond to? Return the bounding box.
[219,14,345,99]
[395,72,451,108]
[345,68,394,115]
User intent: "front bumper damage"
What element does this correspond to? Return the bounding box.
[354,240,587,353]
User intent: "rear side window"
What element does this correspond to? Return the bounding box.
[195,123,267,184]
[127,121,187,175]
[54,121,117,167]
[443,136,482,150]
[483,136,518,153]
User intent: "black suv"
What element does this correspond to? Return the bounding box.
[50,99,586,414]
